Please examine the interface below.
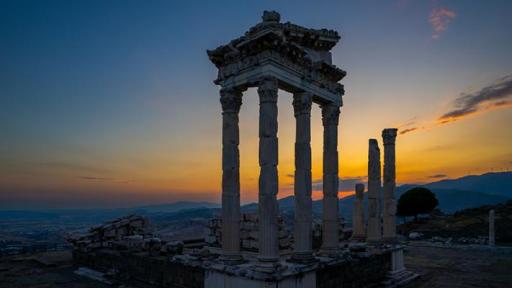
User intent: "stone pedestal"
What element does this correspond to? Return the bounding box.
[257,77,280,263]
[382,128,398,242]
[220,88,243,262]
[390,248,405,274]
[351,183,366,241]
[321,104,341,254]
[292,92,314,262]
[205,269,316,288]
[489,209,495,246]
[366,139,382,243]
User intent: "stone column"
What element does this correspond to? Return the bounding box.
[382,128,398,242]
[220,87,243,262]
[367,139,382,243]
[321,103,341,253]
[351,183,366,241]
[292,92,313,262]
[489,209,495,246]
[257,77,280,263]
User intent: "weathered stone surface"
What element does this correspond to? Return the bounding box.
[257,77,280,263]
[205,213,291,252]
[207,11,345,106]
[382,128,398,242]
[367,139,382,243]
[67,215,152,253]
[220,88,243,261]
[321,104,341,253]
[292,92,313,262]
[351,183,366,241]
[489,209,495,246]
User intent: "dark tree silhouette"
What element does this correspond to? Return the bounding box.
[397,187,439,221]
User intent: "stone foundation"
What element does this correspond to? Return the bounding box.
[73,250,204,288]
[73,248,394,288]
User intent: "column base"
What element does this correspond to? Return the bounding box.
[350,235,366,242]
[319,246,340,258]
[288,251,316,264]
[219,252,244,265]
[255,257,282,273]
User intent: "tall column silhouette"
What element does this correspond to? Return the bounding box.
[382,128,398,242]
[321,103,341,253]
[367,139,382,243]
[220,87,243,261]
[351,183,366,241]
[257,77,280,263]
[292,92,313,262]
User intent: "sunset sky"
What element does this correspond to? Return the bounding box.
[1,0,511,209]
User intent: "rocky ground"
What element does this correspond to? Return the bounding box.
[405,243,512,288]
[0,251,110,288]
[2,243,512,287]
[398,200,512,244]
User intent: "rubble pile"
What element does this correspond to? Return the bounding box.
[68,215,184,256]
[205,213,291,252]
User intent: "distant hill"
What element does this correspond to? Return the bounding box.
[419,172,512,198]
[395,187,508,214]
[266,172,512,221]
[133,201,219,213]
[1,172,509,229]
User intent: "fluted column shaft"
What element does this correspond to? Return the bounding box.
[351,183,366,240]
[321,104,340,252]
[257,77,279,262]
[382,128,398,242]
[367,139,382,243]
[292,92,313,261]
[220,88,243,260]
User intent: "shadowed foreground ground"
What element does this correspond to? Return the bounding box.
[405,243,512,288]
[1,244,512,287]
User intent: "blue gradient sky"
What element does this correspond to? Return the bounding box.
[1,0,511,209]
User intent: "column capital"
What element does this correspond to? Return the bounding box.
[220,87,243,113]
[321,103,340,126]
[382,128,398,145]
[258,77,278,103]
[293,92,312,116]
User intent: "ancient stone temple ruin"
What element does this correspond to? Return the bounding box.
[208,10,344,266]
[204,11,414,287]
[70,11,417,288]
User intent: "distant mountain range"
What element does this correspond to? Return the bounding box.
[255,172,512,220]
[133,201,220,213]
[1,172,510,225]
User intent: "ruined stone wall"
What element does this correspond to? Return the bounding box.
[205,213,291,252]
[73,249,204,288]
[316,251,391,288]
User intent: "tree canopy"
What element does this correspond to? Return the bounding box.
[397,187,439,220]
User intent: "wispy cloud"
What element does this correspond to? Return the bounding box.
[400,127,418,135]
[428,174,447,179]
[38,161,109,174]
[78,176,114,181]
[429,7,456,39]
[399,74,512,135]
[438,74,512,123]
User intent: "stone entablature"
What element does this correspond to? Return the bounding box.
[208,11,345,106]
